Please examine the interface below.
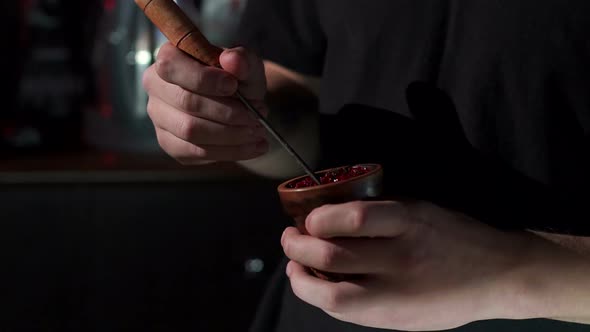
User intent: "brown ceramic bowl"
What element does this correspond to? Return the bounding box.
[277,164,383,281]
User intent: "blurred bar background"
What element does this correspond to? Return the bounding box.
[1,1,290,330]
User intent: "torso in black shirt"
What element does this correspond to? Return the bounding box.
[241,0,590,187]
[239,1,590,331]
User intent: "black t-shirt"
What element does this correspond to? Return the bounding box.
[238,1,590,331]
[240,0,590,187]
[239,0,590,234]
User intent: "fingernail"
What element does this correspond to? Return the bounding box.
[219,76,236,95]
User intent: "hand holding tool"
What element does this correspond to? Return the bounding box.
[135,0,321,184]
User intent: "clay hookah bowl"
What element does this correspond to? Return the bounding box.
[277,164,384,281]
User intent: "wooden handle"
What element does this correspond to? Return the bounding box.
[135,0,223,67]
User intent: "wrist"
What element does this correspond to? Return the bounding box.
[493,234,590,322]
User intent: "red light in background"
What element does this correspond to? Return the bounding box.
[231,0,241,11]
[100,103,114,119]
[104,0,116,12]
[101,152,118,167]
[21,0,34,10]
[2,127,16,138]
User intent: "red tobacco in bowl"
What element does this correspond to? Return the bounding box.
[287,165,373,189]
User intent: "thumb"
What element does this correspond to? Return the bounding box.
[219,47,267,100]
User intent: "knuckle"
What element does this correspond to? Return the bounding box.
[306,204,332,233]
[319,244,340,270]
[146,99,156,120]
[348,201,368,232]
[305,207,321,232]
[176,88,200,112]
[221,106,238,124]
[141,66,156,93]
[176,117,199,141]
[157,43,176,60]
[155,51,175,81]
[323,287,345,313]
[192,68,207,91]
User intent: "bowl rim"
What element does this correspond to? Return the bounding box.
[277,163,383,193]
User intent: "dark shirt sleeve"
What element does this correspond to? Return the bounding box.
[236,0,326,76]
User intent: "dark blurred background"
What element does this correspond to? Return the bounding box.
[1,1,290,330]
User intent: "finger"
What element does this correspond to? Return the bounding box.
[306,201,412,238]
[155,128,269,163]
[219,47,266,100]
[282,227,391,274]
[147,97,267,146]
[155,42,238,96]
[143,66,269,125]
[287,260,366,314]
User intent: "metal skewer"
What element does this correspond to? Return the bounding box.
[235,92,321,184]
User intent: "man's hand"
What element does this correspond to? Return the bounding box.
[281,201,590,331]
[142,43,269,164]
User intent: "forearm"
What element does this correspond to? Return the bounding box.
[265,60,320,98]
[530,231,590,256]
